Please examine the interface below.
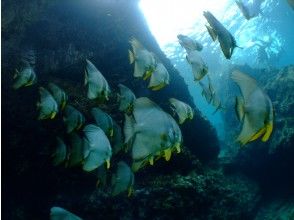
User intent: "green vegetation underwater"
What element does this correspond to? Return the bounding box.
[2,0,294,219]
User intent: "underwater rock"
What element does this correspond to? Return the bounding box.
[221,65,294,200]
[255,198,294,220]
[2,0,220,219]
[263,65,294,153]
[68,167,260,219]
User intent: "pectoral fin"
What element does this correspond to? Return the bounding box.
[143,70,153,80]
[235,96,245,122]
[128,50,135,64]
[206,25,217,41]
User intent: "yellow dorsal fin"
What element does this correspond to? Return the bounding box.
[262,122,273,142]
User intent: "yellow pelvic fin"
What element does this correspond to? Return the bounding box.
[76,123,83,131]
[50,112,57,119]
[109,128,114,137]
[143,70,153,80]
[164,149,172,161]
[149,156,154,165]
[61,101,67,110]
[106,159,111,169]
[151,83,166,91]
[175,143,181,153]
[262,122,273,142]
[127,187,133,197]
[128,50,135,64]
[96,179,100,188]
[188,113,193,120]
[84,71,88,86]
[249,127,266,142]
[25,81,34,87]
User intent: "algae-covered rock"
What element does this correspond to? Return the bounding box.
[263,65,294,153]
[2,0,221,219]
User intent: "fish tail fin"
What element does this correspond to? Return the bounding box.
[128,50,135,64]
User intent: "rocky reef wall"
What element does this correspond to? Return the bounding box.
[221,65,294,196]
[2,0,223,219]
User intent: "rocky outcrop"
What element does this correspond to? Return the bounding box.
[220,65,294,196]
[263,65,294,153]
[2,0,222,219]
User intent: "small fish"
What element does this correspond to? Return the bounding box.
[208,77,224,114]
[128,38,157,79]
[169,98,194,124]
[91,107,114,137]
[203,11,241,59]
[186,50,208,81]
[37,87,58,120]
[111,161,135,196]
[177,34,203,52]
[112,121,124,154]
[148,62,170,91]
[231,70,274,145]
[50,207,82,220]
[52,137,67,166]
[84,59,111,100]
[83,124,112,172]
[117,84,136,113]
[63,105,85,133]
[12,66,37,89]
[48,83,68,110]
[235,0,263,20]
[199,81,212,104]
[67,132,84,167]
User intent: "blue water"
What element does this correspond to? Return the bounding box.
[141,0,294,141]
